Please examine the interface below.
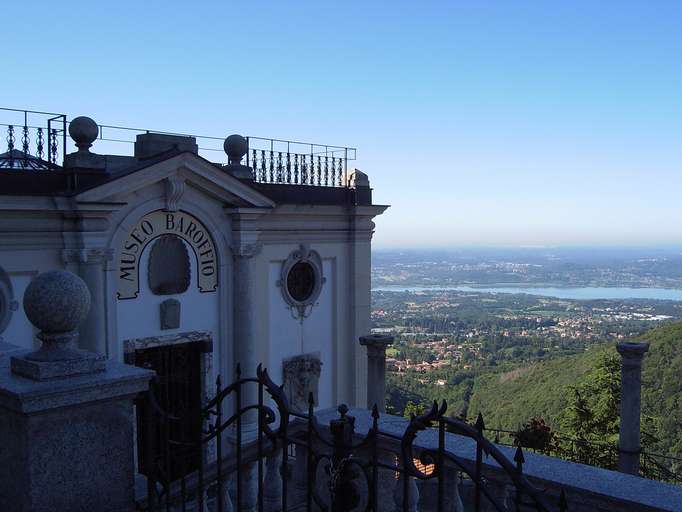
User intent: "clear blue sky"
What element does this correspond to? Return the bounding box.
[3,1,681,248]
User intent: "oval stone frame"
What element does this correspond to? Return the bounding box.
[278,245,326,320]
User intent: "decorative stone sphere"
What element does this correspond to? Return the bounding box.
[69,116,99,150]
[224,134,248,161]
[23,270,91,334]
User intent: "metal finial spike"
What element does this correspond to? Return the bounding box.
[514,445,525,465]
[559,489,568,511]
[308,391,315,405]
[475,412,485,432]
[216,374,222,389]
[236,363,241,378]
[371,403,380,420]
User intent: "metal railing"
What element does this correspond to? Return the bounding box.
[137,366,562,511]
[0,108,66,169]
[0,107,356,187]
[247,137,352,186]
[484,425,682,485]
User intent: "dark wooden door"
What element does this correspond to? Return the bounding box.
[135,341,202,482]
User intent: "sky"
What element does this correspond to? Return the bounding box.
[3,1,682,248]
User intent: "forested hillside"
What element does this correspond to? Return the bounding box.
[465,320,682,458]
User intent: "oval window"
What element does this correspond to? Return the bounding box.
[286,261,316,302]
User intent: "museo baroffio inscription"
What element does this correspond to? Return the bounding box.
[117,210,218,299]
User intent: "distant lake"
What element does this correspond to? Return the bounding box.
[372,285,682,301]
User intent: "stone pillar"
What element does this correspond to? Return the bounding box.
[359,334,394,412]
[232,243,261,422]
[231,243,262,512]
[0,270,153,512]
[63,248,110,355]
[348,192,374,408]
[616,341,649,475]
[78,248,110,355]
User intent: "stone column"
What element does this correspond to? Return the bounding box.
[63,248,110,355]
[78,248,110,355]
[233,242,262,419]
[359,334,394,412]
[616,341,649,475]
[231,243,262,512]
[0,270,153,512]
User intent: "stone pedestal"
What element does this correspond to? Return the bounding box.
[616,341,649,475]
[359,334,394,412]
[0,355,153,512]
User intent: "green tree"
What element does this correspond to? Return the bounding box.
[403,401,426,418]
[560,352,621,468]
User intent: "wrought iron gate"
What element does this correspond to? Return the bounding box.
[137,365,567,511]
[134,341,203,482]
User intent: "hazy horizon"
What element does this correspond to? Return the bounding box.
[4,2,681,248]
[372,244,682,251]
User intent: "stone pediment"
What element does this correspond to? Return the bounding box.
[73,152,275,209]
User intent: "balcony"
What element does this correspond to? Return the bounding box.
[132,367,682,512]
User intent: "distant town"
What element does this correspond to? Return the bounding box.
[370,248,682,399]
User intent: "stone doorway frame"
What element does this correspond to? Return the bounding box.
[123,330,214,400]
[123,330,215,479]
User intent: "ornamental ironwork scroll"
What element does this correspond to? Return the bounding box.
[139,365,563,512]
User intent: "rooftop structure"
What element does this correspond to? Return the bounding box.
[0,107,365,202]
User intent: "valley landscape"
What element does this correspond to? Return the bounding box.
[371,247,682,478]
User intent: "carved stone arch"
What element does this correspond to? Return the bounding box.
[116,209,219,300]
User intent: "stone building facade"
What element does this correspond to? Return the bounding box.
[0,115,387,412]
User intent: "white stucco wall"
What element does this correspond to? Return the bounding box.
[116,237,220,349]
[267,258,336,408]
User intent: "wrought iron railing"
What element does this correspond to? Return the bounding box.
[0,107,356,187]
[0,108,66,169]
[485,425,682,485]
[137,365,563,511]
[246,137,352,186]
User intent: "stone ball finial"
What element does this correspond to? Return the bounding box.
[23,270,91,334]
[69,116,99,152]
[224,134,248,164]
